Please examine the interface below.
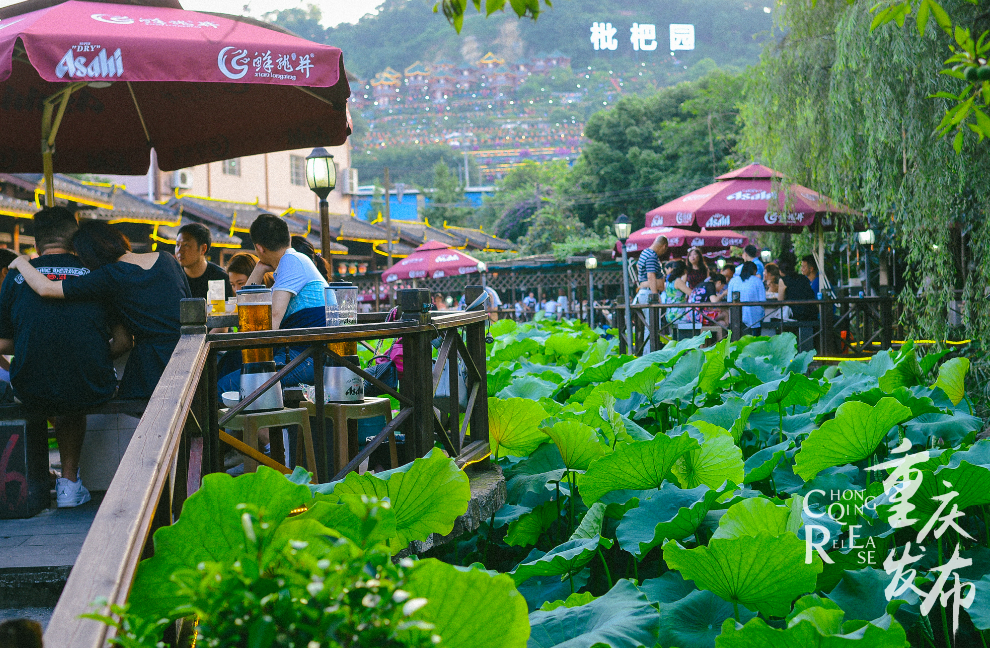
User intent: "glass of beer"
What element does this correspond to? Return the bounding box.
[237,286,274,364]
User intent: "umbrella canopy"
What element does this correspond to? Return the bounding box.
[382,240,482,283]
[618,226,748,254]
[645,163,854,231]
[0,0,350,175]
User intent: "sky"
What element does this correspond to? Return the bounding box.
[0,0,385,27]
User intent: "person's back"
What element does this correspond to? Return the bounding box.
[779,252,817,320]
[0,253,116,412]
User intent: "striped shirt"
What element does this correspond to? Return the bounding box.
[637,247,662,284]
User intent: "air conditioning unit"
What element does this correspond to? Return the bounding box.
[173,169,193,190]
[341,167,359,194]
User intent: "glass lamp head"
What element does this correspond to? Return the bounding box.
[305,147,336,200]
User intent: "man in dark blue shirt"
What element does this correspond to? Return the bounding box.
[0,207,130,507]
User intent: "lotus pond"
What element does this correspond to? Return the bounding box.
[101,317,989,648]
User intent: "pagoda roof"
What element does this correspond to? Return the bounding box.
[404,61,431,76]
[477,52,504,66]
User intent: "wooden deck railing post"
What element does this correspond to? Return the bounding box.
[729,292,743,341]
[880,291,893,350]
[615,307,626,353]
[820,299,835,356]
[465,320,489,445]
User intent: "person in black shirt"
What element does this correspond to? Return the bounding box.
[10,221,191,401]
[778,251,818,320]
[0,208,131,507]
[174,223,232,301]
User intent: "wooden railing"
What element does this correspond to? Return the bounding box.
[42,303,490,648]
[612,295,900,357]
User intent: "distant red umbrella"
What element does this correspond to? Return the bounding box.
[645,163,855,231]
[382,241,481,283]
[616,226,748,255]
[0,0,350,176]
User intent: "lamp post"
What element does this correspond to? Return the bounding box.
[760,249,772,264]
[614,214,633,350]
[585,255,598,328]
[857,229,876,296]
[477,261,488,288]
[305,148,336,256]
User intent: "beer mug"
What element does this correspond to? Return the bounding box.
[237,286,274,364]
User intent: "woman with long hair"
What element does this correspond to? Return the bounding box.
[663,260,692,324]
[290,236,331,282]
[684,247,708,290]
[9,221,191,399]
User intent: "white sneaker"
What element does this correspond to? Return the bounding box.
[55,477,91,508]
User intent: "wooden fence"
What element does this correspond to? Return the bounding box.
[42,303,490,648]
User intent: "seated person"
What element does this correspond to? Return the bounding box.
[174,223,232,301]
[218,214,329,395]
[0,208,131,507]
[10,220,191,401]
[226,252,258,293]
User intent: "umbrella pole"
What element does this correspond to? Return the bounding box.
[815,220,831,294]
[40,83,85,207]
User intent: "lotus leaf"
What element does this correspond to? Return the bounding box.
[489,397,550,458]
[491,338,541,363]
[879,345,924,393]
[932,356,970,406]
[128,467,314,619]
[571,502,607,540]
[826,567,919,624]
[659,589,755,648]
[505,442,567,508]
[510,536,610,584]
[540,592,597,611]
[490,318,518,337]
[329,449,471,549]
[712,496,801,540]
[616,483,720,557]
[517,570,591,612]
[672,425,744,490]
[640,571,697,604]
[698,337,730,394]
[506,501,560,546]
[744,441,792,484]
[794,397,914,481]
[407,558,530,648]
[689,397,754,444]
[543,420,606,471]
[663,532,823,617]
[527,580,660,648]
[499,376,559,401]
[716,595,910,647]
[545,332,589,359]
[579,432,700,503]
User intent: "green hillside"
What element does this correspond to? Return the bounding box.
[274,0,772,81]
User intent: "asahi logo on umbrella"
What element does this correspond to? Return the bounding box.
[722,237,743,246]
[399,257,424,265]
[435,254,460,263]
[385,273,398,282]
[705,214,731,228]
[458,266,477,274]
[726,189,774,201]
[56,45,123,79]
[409,270,426,279]
[682,192,712,202]
[690,237,705,246]
[675,212,693,225]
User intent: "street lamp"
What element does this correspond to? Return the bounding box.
[614,214,634,350]
[761,249,772,263]
[857,230,876,296]
[585,255,598,328]
[477,261,488,288]
[305,147,336,256]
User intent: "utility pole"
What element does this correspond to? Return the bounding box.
[383,167,393,305]
[463,151,470,189]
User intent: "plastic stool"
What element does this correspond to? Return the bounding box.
[303,397,396,476]
[220,407,318,482]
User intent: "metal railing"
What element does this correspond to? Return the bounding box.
[611,295,900,357]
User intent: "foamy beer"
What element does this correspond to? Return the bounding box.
[237,286,274,364]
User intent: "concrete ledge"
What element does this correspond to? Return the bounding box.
[399,463,506,557]
[0,566,68,608]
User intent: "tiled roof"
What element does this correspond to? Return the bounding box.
[81,185,180,225]
[282,208,396,245]
[0,194,36,219]
[404,61,431,76]
[175,195,307,235]
[380,218,465,247]
[14,173,115,209]
[442,224,517,251]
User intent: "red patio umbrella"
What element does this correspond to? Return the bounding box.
[645,163,854,231]
[382,241,482,283]
[0,0,350,184]
[617,226,748,254]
